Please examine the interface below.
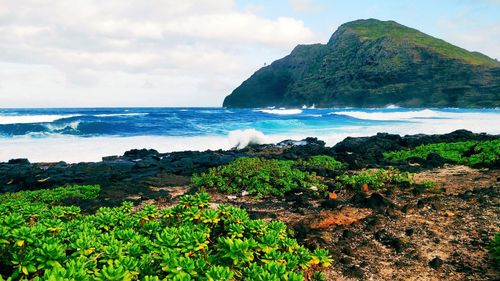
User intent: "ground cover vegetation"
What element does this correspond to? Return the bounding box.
[0,185,332,280]
[193,156,417,196]
[384,140,500,166]
[490,233,500,268]
[191,157,327,197]
[334,167,414,190]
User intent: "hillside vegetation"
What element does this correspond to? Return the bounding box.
[223,19,500,108]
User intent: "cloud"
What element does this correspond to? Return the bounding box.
[288,0,321,13]
[0,0,315,106]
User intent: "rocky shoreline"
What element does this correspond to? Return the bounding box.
[1,129,497,196]
[1,129,499,280]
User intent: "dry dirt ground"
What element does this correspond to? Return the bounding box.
[134,165,499,281]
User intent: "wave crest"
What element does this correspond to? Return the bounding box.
[93,113,148,117]
[228,129,268,149]
[0,114,82,125]
[333,109,440,121]
[258,109,303,115]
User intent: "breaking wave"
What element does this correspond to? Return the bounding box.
[0,107,498,163]
[0,114,81,125]
[258,109,303,115]
[93,113,148,117]
[333,109,441,121]
[228,129,268,149]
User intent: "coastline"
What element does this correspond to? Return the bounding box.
[2,129,497,194]
[1,107,499,163]
[1,129,498,280]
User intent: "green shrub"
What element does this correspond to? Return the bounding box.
[0,187,331,280]
[335,167,414,190]
[490,233,500,266]
[297,155,345,171]
[192,157,326,197]
[0,185,100,205]
[383,140,500,166]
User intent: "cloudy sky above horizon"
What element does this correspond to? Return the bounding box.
[1,0,499,107]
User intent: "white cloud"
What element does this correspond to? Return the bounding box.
[0,0,315,107]
[288,0,321,13]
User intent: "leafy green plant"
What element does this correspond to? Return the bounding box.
[192,157,326,197]
[384,140,500,166]
[297,155,345,171]
[296,155,346,177]
[0,185,100,206]
[0,186,332,280]
[335,167,414,190]
[490,233,500,267]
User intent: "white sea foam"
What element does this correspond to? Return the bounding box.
[0,114,81,125]
[0,132,277,163]
[93,113,148,117]
[228,129,268,149]
[259,109,303,115]
[333,110,500,126]
[45,121,81,131]
[332,109,440,120]
[1,110,499,164]
[385,104,400,109]
[1,109,499,163]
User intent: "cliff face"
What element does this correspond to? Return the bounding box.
[223,19,500,108]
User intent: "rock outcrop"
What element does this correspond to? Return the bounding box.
[223,19,500,108]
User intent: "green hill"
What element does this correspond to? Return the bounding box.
[223,19,500,108]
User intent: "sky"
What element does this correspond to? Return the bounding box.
[0,0,499,108]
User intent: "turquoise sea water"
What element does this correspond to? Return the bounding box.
[0,107,498,163]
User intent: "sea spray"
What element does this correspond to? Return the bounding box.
[228,129,268,149]
[258,109,303,115]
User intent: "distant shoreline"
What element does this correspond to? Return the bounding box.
[0,107,499,163]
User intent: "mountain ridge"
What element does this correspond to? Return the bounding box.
[223,19,500,108]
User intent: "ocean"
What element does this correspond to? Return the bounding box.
[0,107,499,163]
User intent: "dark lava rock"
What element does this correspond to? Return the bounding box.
[459,191,474,200]
[404,130,494,147]
[339,256,353,265]
[417,199,426,209]
[363,215,380,231]
[431,202,445,211]
[405,228,415,236]
[425,153,452,168]
[344,265,364,279]
[365,193,395,209]
[401,203,411,213]
[321,198,340,209]
[333,133,403,168]
[374,230,404,252]
[341,229,355,240]
[411,186,425,196]
[331,130,498,168]
[278,138,333,160]
[123,149,159,160]
[429,257,444,269]
[134,157,160,168]
[1,132,498,199]
[353,192,395,211]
